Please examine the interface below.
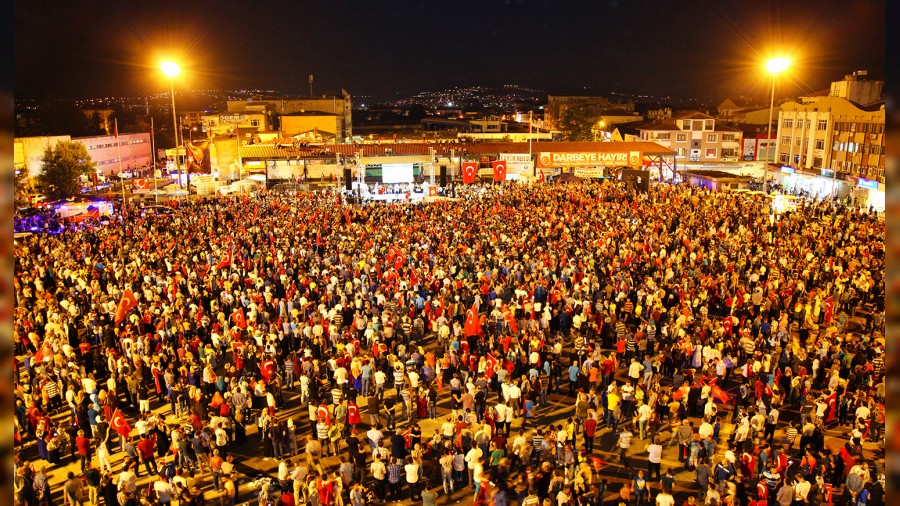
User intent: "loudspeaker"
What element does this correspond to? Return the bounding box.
[439,165,447,187]
[343,168,352,191]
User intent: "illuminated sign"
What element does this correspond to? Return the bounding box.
[820,169,835,178]
[538,151,641,168]
[780,166,795,174]
[857,178,879,189]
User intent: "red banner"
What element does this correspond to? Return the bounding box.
[462,162,478,184]
[491,160,507,182]
[185,140,211,174]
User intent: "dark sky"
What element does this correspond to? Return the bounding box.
[15,0,885,103]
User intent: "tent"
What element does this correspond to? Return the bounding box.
[554,172,584,183]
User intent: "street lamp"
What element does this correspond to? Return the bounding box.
[161,61,184,191]
[763,57,790,193]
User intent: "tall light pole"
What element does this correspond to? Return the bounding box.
[763,57,790,194]
[161,61,182,191]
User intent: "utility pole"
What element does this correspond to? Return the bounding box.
[309,74,314,98]
[150,116,158,204]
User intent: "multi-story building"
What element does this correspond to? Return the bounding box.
[15,133,153,178]
[226,91,353,141]
[636,112,743,164]
[545,95,635,131]
[202,107,270,138]
[769,71,884,207]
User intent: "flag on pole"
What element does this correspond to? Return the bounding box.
[344,208,352,225]
[824,296,834,323]
[110,409,132,437]
[462,162,478,184]
[491,160,507,182]
[114,289,138,325]
[710,384,730,404]
[114,118,119,138]
[537,169,545,183]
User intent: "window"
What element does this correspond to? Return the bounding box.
[813,157,823,168]
[780,153,790,163]
[676,147,686,156]
[815,139,825,150]
[722,134,736,142]
[692,121,702,131]
[782,136,791,145]
[794,137,802,147]
[783,119,793,128]
[818,120,827,130]
[704,120,714,131]
[250,119,260,127]
[705,148,717,159]
[681,120,691,130]
[805,120,811,129]
[656,133,670,140]
[676,133,687,142]
[707,134,717,143]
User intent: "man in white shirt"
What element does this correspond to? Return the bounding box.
[370,457,387,501]
[465,446,483,487]
[637,401,652,440]
[647,439,663,480]
[656,490,675,506]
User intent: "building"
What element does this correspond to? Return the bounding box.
[227,91,353,141]
[828,70,883,106]
[716,97,763,121]
[279,111,343,142]
[202,108,270,138]
[635,111,743,164]
[15,133,153,177]
[545,95,634,131]
[681,170,752,191]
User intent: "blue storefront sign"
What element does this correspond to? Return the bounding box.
[857,178,879,189]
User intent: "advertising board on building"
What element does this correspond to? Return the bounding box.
[499,153,533,174]
[537,151,642,168]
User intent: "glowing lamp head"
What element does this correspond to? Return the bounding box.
[766,57,790,75]
[161,61,181,78]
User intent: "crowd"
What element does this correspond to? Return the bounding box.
[12,180,885,506]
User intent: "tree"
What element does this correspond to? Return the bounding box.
[36,141,96,200]
[559,106,602,142]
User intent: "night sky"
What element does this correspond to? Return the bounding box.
[14,0,885,102]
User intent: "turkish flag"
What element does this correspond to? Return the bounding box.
[462,162,478,184]
[537,169,545,183]
[344,209,352,225]
[114,289,138,325]
[464,305,481,337]
[33,340,53,363]
[491,160,507,182]
[111,409,132,437]
[216,251,232,270]
[388,245,400,264]
[722,316,733,337]
[316,230,323,248]
[824,296,834,323]
[231,308,248,329]
[710,385,730,404]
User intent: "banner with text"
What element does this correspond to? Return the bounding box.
[537,151,642,168]
[499,153,534,175]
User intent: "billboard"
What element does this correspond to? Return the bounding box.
[499,153,533,175]
[381,163,415,184]
[185,140,212,173]
[537,151,642,168]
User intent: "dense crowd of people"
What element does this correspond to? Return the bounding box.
[12,181,885,506]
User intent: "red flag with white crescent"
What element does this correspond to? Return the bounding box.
[464,305,480,337]
[111,409,132,437]
[462,162,478,184]
[537,169,545,183]
[114,289,138,325]
[216,251,232,270]
[491,160,507,182]
[231,308,247,329]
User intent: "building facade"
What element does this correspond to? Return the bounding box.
[545,95,635,131]
[15,133,153,177]
[636,112,743,164]
[775,96,885,182]
[227,92,353,141]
